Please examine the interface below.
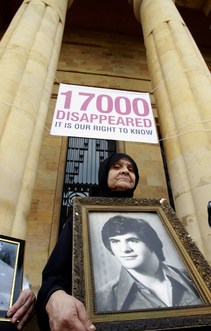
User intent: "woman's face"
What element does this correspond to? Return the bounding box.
[107,158,136,191]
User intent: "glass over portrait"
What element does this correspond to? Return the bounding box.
[0,235,24,321]
[88,211,203,313]
[72,197,211,331]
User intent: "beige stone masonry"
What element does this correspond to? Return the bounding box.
[0,0,71,239]
[132,0,211,262]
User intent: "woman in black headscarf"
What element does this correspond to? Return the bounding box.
[98,153,139,198]
[36,153,139,331]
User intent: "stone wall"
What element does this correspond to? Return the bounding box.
[24,27,180,329]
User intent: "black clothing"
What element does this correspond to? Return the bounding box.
[37,218,72,330]
[37,153,139,330]
[37,153,208,330]
[0,323,17,331]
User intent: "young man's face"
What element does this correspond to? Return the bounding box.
[107,158,136,191]
[109,232,153,270]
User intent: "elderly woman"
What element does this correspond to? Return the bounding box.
[36,153,139,331]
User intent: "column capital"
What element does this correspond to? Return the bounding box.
[23,0,71,24]
[129,0,177,26]
[129,0,184,36]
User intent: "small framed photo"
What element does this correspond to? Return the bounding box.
[72,197,211,330]
[0,235,25,322]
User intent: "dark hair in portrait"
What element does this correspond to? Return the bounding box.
[101,215,165,262]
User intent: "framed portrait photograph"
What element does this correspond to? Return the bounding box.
[72,197,211,330]
[0,235,25,322]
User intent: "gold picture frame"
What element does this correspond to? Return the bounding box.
[0,235,25,322]
[72,197,211,330]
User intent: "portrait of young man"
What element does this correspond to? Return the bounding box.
[88,212,202,313]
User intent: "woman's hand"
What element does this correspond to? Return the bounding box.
[46,290,96,331]
[7,289,36,330]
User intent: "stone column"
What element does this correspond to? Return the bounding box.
[132,0,211,262]
[0,0,73,239]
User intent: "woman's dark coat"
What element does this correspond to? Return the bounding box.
[36,153,139,330]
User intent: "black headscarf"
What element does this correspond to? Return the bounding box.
[98,153,139,197]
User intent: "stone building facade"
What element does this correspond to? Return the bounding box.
[0,0,211,330]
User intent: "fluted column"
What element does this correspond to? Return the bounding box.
[0,0,73,239]
[132,0,211,262]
